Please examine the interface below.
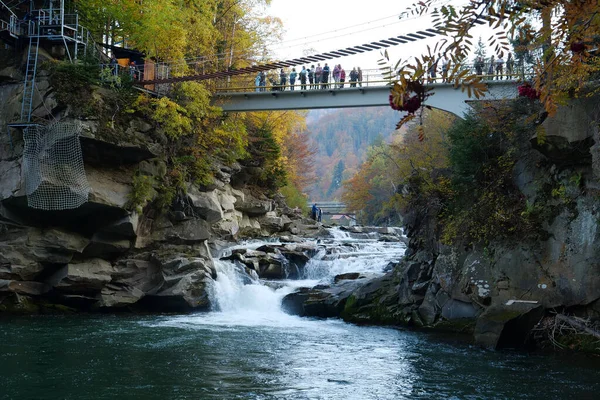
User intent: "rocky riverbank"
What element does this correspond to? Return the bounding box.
[281,98,600,352]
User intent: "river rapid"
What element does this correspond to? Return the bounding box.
[2,228,599,399]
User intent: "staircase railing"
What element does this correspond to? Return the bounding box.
[21,21,40,122]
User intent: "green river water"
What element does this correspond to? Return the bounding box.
[1,313,599,400]
[2,234,599,399]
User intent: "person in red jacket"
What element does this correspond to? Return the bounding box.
[339,67,346,88]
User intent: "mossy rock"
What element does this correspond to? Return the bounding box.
[341,295,408,325]
[554,333,600,355]
[0,295,40,314]
[0,295,79,315]
[431,318,477,334]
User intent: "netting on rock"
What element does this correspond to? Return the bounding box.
[22,122,90,210]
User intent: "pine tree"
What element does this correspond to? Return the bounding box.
[327,160,345,198]
[473,36,487,62]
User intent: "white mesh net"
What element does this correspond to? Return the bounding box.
[23,122,90,210]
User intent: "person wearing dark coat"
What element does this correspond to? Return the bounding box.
[280,68,287,90]
[322,63,330,89]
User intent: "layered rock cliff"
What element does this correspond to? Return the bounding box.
[0,51,319,313]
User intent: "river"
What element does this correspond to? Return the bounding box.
[1,229,599,399]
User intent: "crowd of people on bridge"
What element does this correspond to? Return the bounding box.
[473,53,514,80]
[254,64,363,92]
[427,52,515,83]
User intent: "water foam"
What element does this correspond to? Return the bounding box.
[159,227,406,329]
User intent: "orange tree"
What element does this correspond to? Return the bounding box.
[343,110,454,224]
[387,0,600,129]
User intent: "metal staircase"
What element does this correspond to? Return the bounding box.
[0,0,21,37]
[21,22,40,122]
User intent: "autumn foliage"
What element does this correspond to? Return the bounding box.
[390,0,600,128]
[342,110,454,224]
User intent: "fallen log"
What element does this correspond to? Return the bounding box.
[556,314,600,339]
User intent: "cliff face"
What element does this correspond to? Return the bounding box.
[284,97,600,351]
[346,98,600,348]
[0,55,313,314]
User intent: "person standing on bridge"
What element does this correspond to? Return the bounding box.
[308,65,315,89]
[255,72,261,92]
[280,68,287,90]
[349,67,358,87]
[427,60,437,82]
[441,55,449,83]
[487,55,495,79]
[129,61,139,80]
[315,64,322,89]
[474,56,484,75]
[339,67,346,88]
[495,55,504,80]
[506,53,514,78]
[290,68,297,90]
[322,63,330,89]
[357,67,363,87]
[333,64,340,86]
[299,66,307,90]
[259,71,266,91]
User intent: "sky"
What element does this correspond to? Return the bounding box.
[265,0,492,71]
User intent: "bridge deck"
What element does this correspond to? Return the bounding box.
[213,79,522,116]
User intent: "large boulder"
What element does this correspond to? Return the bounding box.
[474,302,544,349]
[99,284,145,308]
[0,227,90,277]
[86,164,134,209]
[47,259,114,293]
[97,258,162,308]
[235,194,272,216]
[256,252,288,279]
[150,217,211,244]
[225,243,317,279]
[238,214,263,237]
[217,188,237,213]
[187,187,223,223]
[27,228,90,253]
[98,213,139,238]
[139,254,216,311]
[110,259,162,291]
[282,277,371,318]
[259,212,292,233]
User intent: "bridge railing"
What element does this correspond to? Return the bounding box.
[213,63,534,94]
[215,68,386,93]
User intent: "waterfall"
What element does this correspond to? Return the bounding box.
[210,260,290,315]
[303,227,405,280]
[164,227,406,328]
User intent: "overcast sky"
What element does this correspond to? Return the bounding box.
[266,0,492,70]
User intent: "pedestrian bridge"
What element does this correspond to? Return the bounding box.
[213,79,521,117]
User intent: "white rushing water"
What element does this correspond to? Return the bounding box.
[157,227,406,330]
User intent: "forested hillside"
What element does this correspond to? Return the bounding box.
[305,106,404,200]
